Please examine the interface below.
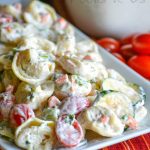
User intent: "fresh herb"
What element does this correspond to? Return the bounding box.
[133,100,143,108]
[124,126,129,132]
[52,73,62,81]
[42,107,60,121]
[64,114,75,125]
[74,75,87,86]
[93,90,115,105]
[121,115,128,121]
[90,79,96,83]
[100,90,114,97]
[27,92,35,101]
[12,47,20,53]
[40,54,54,62]
[25,140,30,145]
[40,55,49,59]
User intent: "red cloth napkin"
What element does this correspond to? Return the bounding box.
[102,133,150,150]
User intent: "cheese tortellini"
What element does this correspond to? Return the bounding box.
[54,74,92,99]
[15,81,54,109]
[76,40,102,62]
[0,3,22,21]
[15,118,56,150]
[56,29,75,56]
[58,55,108,81]
[94,91,134,120]
[23,0,57,27]
[17,37,57,54]
[12,49,55,84]
[102,78,144,107]
[0,22,25,44]
[78,106,124,137]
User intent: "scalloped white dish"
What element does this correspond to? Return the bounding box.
[0,1,150,150]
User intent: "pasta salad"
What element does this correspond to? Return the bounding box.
[0,1,147,149]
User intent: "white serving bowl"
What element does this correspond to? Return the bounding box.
[65,0,150,38]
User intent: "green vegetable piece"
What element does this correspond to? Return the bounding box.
[42,107,60,121]
[93,90,115,105]
[64,114,75,125]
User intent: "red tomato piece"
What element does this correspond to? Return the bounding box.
[4,26,12,32]
[100,115,109,124]
[60,96,90,115]
[0,14,13,24]
[128,55,150,78]
[112,53,126,63]
[56,18,68,29]
[10,104,35,127]
[97,37,120,53]
[56,115,83,147]
[83,55,93,60]
[121,34,136,45]
[132,33,150,55]
[55,74,69,85]
[120,44,136,60]
[127,116,138,130]
[48,96,61,108]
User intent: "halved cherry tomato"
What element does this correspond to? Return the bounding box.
[97,38,120,53]
[112,53,126,63]
[60,96,90,115]
[121,34,136,45]
[56,114,83,147]
[10,104,35,127]
[0,85,15,121]
[120,44,136,60]
[128,55,150,78]
[132,33,150,55]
